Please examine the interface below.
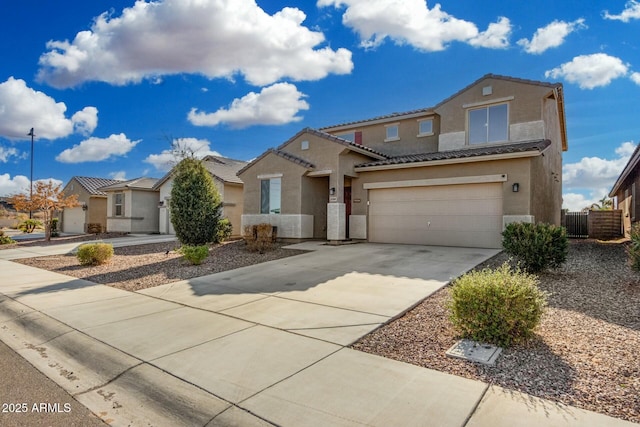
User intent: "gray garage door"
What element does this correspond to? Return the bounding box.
[368,183,503,248]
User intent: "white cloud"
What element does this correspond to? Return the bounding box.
[56,133,140,163]
[188,83,310,129]
[71,106,99,136]
[0,77,98,140]
[517,18,586,54]
[0,146,22,163]
[562,141,635,211]
[144,138,221,172]
[109,171,127,181]
[36,0,353,88]
[0,174,63,197]
[318,0,511,51]
[469,17,512,49]
[631,72,640,85]
[545,53,628,89]
[604,1,640,22]
[0,174,30,196]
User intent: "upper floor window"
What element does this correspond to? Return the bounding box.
[385,124,399,142]
[114,193,124,216]
[417,119,433,137]
[337,131,362,145]
[468,103,508,145]
[260,178,281,214]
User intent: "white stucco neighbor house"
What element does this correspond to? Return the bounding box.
[99,177,160,234]
[152,155,248,237]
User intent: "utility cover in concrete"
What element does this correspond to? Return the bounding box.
[446,339,502,365]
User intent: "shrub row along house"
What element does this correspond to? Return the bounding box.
[239,74,568,249]
[60,74,568,249]
[60,156,247,237]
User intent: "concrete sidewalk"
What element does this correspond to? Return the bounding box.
[0,242,637,426]
[0,233,177,260]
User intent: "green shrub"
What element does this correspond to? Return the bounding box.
[179,244,209,265]
[170,157,222,246]
[0,230,15,245]
[216,218,232,243]
[628,224,640,271]
[76,243,114,266]
[502,222,568,273]
[448,263,548,347]
[18,219,43,233]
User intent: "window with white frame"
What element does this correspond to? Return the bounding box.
[385,124,399,142]
[417,119,433,136]
[468,103,508,144]
[114,193,124,216]
[260,178,281,214]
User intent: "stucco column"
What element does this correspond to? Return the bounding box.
[327,202,346,240]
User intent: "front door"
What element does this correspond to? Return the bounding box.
[344,186,351,239]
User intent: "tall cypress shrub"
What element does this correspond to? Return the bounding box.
[170,158,221,245]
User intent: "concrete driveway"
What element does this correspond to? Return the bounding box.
[2,242,634,426]
[139,242,499,345]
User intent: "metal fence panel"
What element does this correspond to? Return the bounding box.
[563,212,589,238]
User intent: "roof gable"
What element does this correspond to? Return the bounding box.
[67,176,121,196]
[237,148,314,176]
[278,128,387,160]
[153,156,249,189]
[99,177,159,191]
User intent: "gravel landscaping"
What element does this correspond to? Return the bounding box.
[353,240,640,424]
[16,240,308,292]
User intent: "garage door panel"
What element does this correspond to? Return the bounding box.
[368,183,503,249]
[370,198,502,217]
[63,207,85,234]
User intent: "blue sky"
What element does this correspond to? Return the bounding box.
[0,0,639,210]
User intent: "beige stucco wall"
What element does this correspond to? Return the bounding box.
[87,196,107,231]
[529,95,564,225]
[326,114,440,156]
[301,175,329,238]
[436,78,553,135]
[352,158,533,219]
[106,189,159,233]
[222,182,244,237]
[239,151,308,215]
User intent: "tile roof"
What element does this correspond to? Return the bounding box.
[319,108,433,132]
[202,155,248,184]
[236,148,315,176]
[355,140,552,168]
[98,177,159,191]
[268,149,315,168]
[71,176,122,196]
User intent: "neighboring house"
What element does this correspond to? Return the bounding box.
[153,155,248,237]
[61,176,121,234]
[99,178,160,234]
[239,74,568,249]
[609,142,640,236]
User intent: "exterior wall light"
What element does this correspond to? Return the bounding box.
[512,183,520,192]
[329,187,336,196]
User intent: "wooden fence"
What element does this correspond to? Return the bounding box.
[561,210,622,239]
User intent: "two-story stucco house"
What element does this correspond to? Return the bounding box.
[239,74,568,248]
